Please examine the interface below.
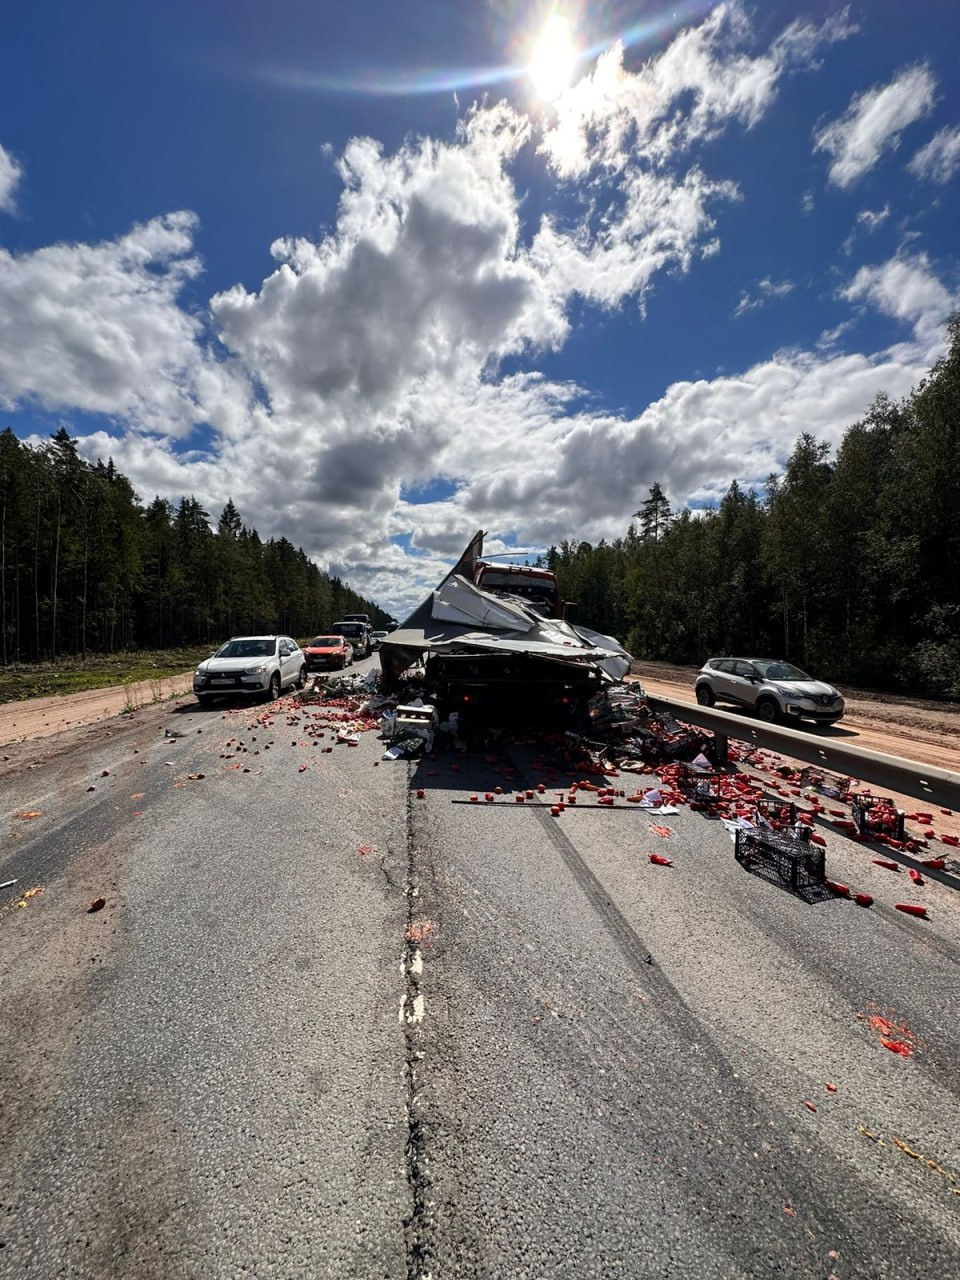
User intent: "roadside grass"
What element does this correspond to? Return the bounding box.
[0,649,212,704]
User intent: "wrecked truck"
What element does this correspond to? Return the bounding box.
[378,532,632,729]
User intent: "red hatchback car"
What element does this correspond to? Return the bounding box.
[303,635,354,671]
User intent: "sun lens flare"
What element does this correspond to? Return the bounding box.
[528,14,577,101]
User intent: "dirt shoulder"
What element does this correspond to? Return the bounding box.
[0,674,195,755]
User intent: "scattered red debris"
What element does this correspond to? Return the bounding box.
[649,825,672,838]
[908,868,924,885]
[865,1011,922,1058]
[87,897,106,913]
[649,853,673,867]
[404,919,435,945]
[872,858,900,872]
[824,1082,838,1093]
[894,902,928,918]
[825,879,850,897]
[803,1100,817,1113]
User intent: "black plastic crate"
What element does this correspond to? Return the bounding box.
[851,794,905,841]
[735,828,825,892]
[799,766,851,802]
[678,762,723,803]
[755,797,798,827]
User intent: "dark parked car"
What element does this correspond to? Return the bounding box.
[330,620,371,658]
[694,657,844,725]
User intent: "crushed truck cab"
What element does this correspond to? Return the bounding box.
[379,531,631,729]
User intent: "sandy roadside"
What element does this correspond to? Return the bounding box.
[0,674,196,748]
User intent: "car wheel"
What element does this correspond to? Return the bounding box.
[756,697,779,724]
[296,664,307,689]
[267,671,281,701]
[695,684,714,707]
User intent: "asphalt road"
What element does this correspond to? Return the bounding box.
[2,662,959,1278]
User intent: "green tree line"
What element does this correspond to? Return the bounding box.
[0,428,390,662]
[548,314,960,699]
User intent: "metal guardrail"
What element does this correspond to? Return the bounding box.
[644,695,960,812]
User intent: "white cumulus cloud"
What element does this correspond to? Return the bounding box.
[0,142,22,214]
[840,251,955,344]
[814,64,937,187]
[909,123,960,184]
[0,212,232,434]
[733,277,795,317]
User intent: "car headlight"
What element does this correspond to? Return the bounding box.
[244,664,268,676]
[776,686,813,703]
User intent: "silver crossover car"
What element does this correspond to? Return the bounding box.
[193,635,306,704]
[695,657,844,725]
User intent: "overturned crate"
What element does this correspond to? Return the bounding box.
[799,766,852,802]
[850,794,905,842]
[734,827,823,894]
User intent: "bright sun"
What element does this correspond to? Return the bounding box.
[528,14,577,102]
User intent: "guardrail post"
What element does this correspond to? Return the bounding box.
[714,732,729,765]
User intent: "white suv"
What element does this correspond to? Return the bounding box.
[194,635,307,704]
[695,657,844,726]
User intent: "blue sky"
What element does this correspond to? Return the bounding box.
[2,2,958,618]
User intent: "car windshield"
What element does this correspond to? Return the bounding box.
[216,639,274,659]
[309,637,341,647]
[754,660,811,681]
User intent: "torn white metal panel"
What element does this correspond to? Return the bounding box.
[430,575,535,632]
[426,633,610,660]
